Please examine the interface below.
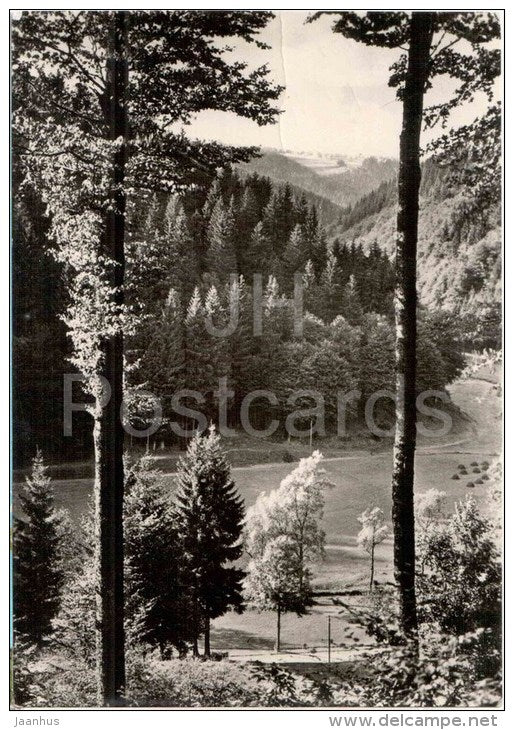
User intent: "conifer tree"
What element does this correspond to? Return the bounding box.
[205,284,232,399]
[242,220,271,279]
[124,458,193,657]
[140,288,186,409]
[239,186,261,241]
[167,205,199,303]
[185,287,217,425]
[283,223,306,289]
[302,259,318,317]
[13,450,64,648]
[319,248,343,322]
[225,277,255,422]
[206,197,238,280]
[174,427,245,656]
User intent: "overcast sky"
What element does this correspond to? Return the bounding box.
[186,10,501,159]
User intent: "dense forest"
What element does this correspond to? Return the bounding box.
[13,160,497,465]
[328,158,501,326]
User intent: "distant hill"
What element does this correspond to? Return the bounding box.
[328,160,501,315]
[239,149,398,208]
[240,151,500,316]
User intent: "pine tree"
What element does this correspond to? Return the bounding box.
[174,427,245,656]
[205,284,232,395]
[319,248,343,322]
[242,220,272,280]
[13,450,64,647]
[225,277,255,422]
[139,288,186,409]
[167,205,199,303]
[54,459,195,662]
[185,287,217,425]
[282,223,306,290]
[206,197,238,281]
[203,177,224,220]
[124,457,193,657]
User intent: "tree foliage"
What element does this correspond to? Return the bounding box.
[13,450,65,647]
[174,426,246,655]
[244,452,330,641]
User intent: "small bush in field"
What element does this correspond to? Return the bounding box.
[475,479,484,485]
[471,461,479,467]
[451,474,460,480]
[282,450,296,463]
[481,462,490,469]
[467,482,475,488]
[482,474,490,481]
[460,469,468,475]
[472,468,481,474]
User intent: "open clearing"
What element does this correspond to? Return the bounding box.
[12,375,501,653]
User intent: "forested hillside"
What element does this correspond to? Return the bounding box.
[13,163,467,465]
[329,159,501,326]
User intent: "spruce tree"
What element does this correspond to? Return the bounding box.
[282,223,306,290]
[185,287,216,425]
[319,248,343,322]
[206,196,238,281]
[139,288,186,412]
[242,220,271,280]
[124,458,193,657]
[174,427,245,657]
[167,205,199,303]
[13,450,64,648]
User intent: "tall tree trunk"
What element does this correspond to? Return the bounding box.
[204,617,211,658]
[275,605,281,653]
[94,10,127,706]
[392,11,434,641]
[370,544,375,593]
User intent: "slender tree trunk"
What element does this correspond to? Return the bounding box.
[192,595,200,657]
[275,605,281,653]
[94,10,127,706]
[204,618,211,658]
[370,544,375,593]
[392,11,434,640]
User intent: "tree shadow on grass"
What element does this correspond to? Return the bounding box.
[211,627,275,651]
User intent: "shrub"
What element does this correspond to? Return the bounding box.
[472,468,481,474]
[475,479,484,485]
[338,631,501,708]
[12,652,337,708]
[470,461,479,467]
[421,496,501,673]
[466,482,475,488]
[282,450,296,463]
[451,474,460,480]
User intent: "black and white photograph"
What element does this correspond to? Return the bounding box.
[9,6,504,713]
